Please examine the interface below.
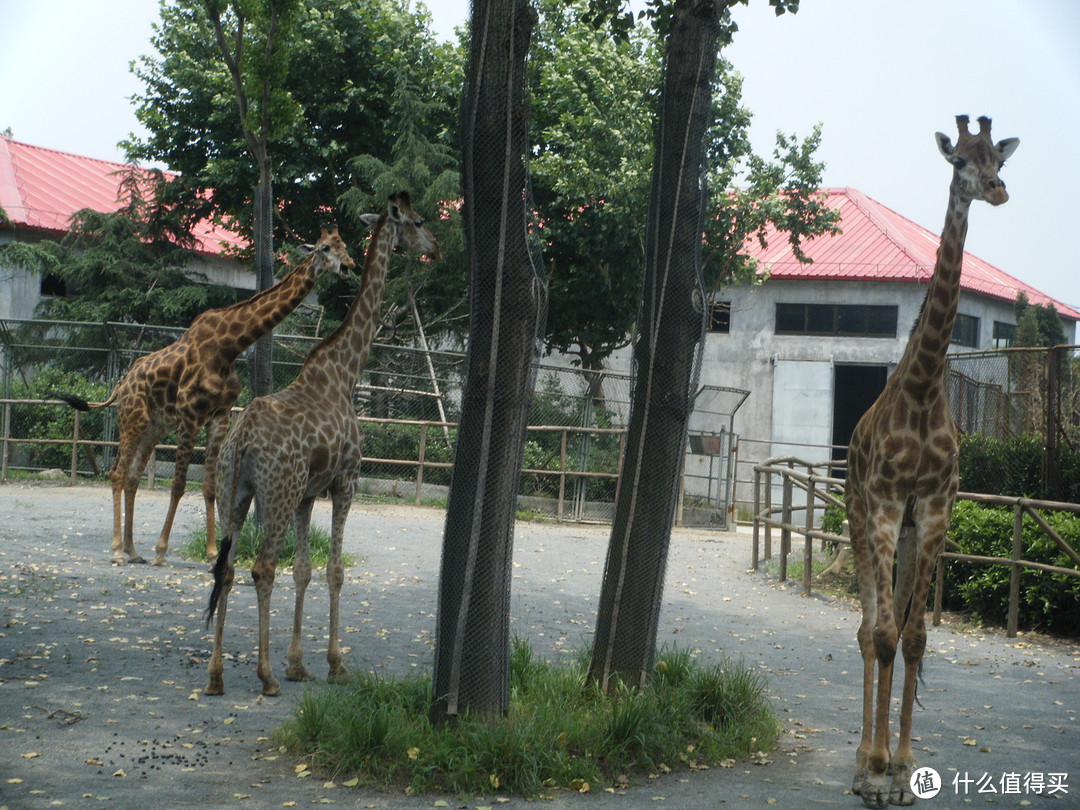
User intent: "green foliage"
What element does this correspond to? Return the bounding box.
[531,0,837,373]
[7,368,111,470]
[29,190,237,328]
[943,501,1080,635]
[275,640,779,795]
[1013,291,1066,348]
[958,433,1045,499]
[360,423,457,486]
[181,515,355,569]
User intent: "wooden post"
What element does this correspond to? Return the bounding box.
[779,466,792,582]
[751,467,761,570]
[1,401,10,484]
[556,429,566,522]
[70,409,80,484]
[803,473,815,596]
[1008,503,1023,637]
[415,423,428,506]
[764,467,773,561]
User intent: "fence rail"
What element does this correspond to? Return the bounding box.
[751,455,1080,637]
[0,399,637,523]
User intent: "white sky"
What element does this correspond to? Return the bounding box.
[3,0,1079,311]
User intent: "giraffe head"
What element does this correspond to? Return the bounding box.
[298,225,357,278]
[935,115,1019,206]
[359,191,442,261]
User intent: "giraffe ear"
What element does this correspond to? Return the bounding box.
[935,131,956,160]
[359,213,380,228]
[297,243,316,256]
[996,137,1020,162]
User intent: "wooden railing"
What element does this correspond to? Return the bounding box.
[752,455,1080,637]
[0,399,625,523]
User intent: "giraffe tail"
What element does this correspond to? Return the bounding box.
[46,387,120,410]
[204,534,233,629]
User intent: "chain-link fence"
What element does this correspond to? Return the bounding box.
[948,345,1080,502]
[0,318,745,523]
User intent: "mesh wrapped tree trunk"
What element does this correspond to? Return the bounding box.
[429,0,543,725]
[587,0,717,692]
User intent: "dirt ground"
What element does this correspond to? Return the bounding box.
[0,482,1078,809]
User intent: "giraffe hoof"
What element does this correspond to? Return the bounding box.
[151,555,167,567]
[858,774,890,809]
[327,665,350,685]
[205,680,224,696]
[261,679,282,697]
[111,556,126,566]
[286,664,314,682]
[128,554,148,565]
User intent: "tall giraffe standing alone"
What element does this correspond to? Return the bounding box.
[56,227,356,566]
[846,116,1019,808]
[204,192,440,696]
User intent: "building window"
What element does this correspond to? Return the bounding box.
[993,320,1016,348]
[775,303,897,338]
[40,273,67,297]
[708,301,730,333]
[951,313,980,347]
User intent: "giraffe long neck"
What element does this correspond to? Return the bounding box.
[897,175,972,393]
[207,253,321,362]
[295,218,394,398]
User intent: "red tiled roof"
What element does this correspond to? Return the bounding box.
[0,137,246,257]
[746,187,1080,321]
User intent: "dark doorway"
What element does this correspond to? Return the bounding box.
[832,364,889,466]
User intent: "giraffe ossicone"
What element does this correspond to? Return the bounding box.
[52,226,355,566]
[204,191,439,697]
[845,115,1017,809]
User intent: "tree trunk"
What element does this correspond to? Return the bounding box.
[588,0,718,692]
[429,0,542,725]
[250,167,275,398]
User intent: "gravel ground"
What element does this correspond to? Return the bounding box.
[0,482,1077,809]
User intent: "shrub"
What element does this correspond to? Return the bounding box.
[944,501,1080,634]
[181,515,355,569]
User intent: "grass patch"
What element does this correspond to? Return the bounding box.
[274,640,779,796]
[180,516,356,569]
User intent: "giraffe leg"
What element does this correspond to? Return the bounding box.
[205,552,235,696]
[890,517,948,806]
[863,517,902,809]
[285,498,316,683]
[201,413,230,564]
[325,478,354,685]
[117,432,160,565]
[848,500,877,796]
[152,421,199,566]
[252,484,300,697]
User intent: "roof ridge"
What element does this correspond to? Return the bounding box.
[843,187,933,282]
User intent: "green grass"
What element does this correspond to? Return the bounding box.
[274,640,780,796]
[180,516,356,569]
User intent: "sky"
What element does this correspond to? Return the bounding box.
[3,0,1079,311]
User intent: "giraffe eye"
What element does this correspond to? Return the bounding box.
[415,219,424,227]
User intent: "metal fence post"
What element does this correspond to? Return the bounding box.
[70,410,80,484]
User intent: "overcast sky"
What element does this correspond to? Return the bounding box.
[3,0,1078,311]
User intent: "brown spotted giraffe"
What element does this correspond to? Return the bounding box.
[204,192,440,696]
[845,116,1018,808]
[55,227,355,566]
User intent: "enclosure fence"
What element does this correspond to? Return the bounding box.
[750,455,1080,638]
[0,318,746,526]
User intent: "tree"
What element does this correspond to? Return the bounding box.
[1014,291,1066,348]
[201,0,302,396]
[586,0,803,692]
[127,0,459,332]
[530,0,836,388]
[429,0,544,725]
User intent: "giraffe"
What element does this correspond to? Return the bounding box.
[203,192,440,696]
[54,227,356,567]
[845,116,1018,808]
